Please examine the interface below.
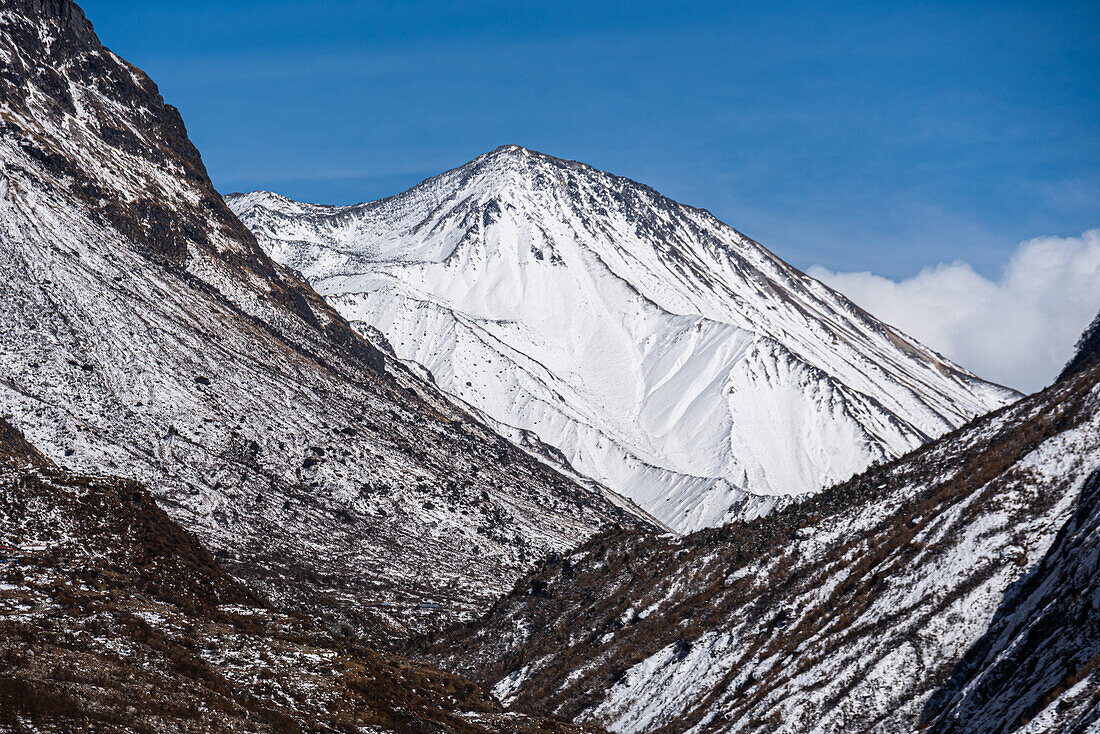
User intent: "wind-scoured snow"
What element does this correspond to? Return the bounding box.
[230,146,1018,531]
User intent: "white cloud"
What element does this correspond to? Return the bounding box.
[808,230,1100,393]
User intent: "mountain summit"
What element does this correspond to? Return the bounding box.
[229,146,1019,531]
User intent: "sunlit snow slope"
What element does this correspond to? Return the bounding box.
[229,146,1018,531]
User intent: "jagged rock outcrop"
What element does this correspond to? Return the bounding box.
[1062,311,1100,381]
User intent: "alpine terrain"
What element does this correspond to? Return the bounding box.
[0,0,653,644]
[0,417,598,733]
[432,311,1100,733]
[3,0,1095,732]
[229,148,1019,532]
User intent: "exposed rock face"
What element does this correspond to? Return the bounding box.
[433,335,1100,732]
[1062,311,1100,381]
[229,146,1018,533]
[0,0,651,644]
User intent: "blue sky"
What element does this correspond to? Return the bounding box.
[80,0,1098,279]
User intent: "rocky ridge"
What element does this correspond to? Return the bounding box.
[0,0,652,644]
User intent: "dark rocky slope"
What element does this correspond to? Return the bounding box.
[0,0,651,645]
[0,418,600,732]
[1062,311,1100,381]
[433,314,1100,733]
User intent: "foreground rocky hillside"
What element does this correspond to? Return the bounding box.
[433,315,1100,733]
[230,148,1016,532]
[0,419,598,733]
[922,324,1100,733]
[925,468,1100,733]
[0,0,651,643]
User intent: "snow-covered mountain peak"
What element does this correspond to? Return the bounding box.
[230,149,1020,532]
[464,143,591,176]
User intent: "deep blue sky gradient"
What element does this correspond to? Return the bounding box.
[79,0,1099,277]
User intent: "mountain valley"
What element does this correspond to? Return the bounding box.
[0,1,1096,732]
[0,0,652,648]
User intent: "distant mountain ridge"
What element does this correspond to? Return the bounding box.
[229,145,1019,531]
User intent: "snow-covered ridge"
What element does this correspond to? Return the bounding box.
[230,145,1019,531]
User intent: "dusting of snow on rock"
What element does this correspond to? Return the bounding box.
[0,8,649,643]
[436,354,1100,733]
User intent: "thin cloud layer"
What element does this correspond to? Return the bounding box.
[808,230,1100,393]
